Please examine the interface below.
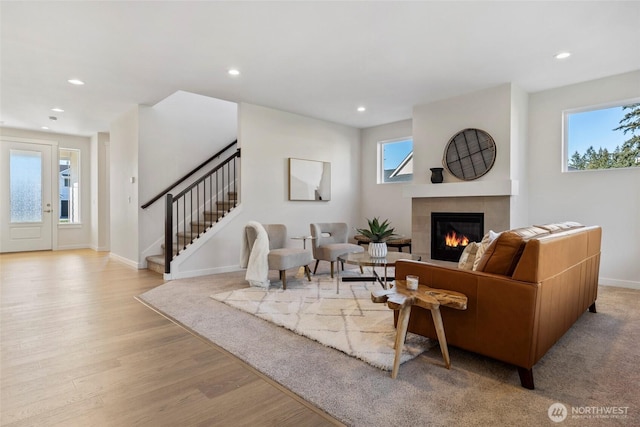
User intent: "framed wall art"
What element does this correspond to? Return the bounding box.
[288,158,331,201]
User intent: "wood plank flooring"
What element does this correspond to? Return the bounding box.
[0,250,343,426]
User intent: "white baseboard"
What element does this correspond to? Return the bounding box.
[599,277,640,290]
[165,265,244,281]
[109,252,141,269]
[56,244,91,250]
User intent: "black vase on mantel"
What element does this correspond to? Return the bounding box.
[430,167,444,184]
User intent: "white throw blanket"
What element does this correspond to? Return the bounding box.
[239,221,271,288]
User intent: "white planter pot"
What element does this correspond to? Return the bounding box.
[368,242,388,258]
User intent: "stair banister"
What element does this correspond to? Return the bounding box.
[161,148,241,274]
[141,139,237,209]
[165,194,173,274]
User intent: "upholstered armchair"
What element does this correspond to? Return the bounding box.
[309,222,364,278]
[245,223,313,289]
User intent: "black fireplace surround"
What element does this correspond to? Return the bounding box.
[431,212,484,262]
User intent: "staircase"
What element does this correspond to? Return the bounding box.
[141,141,240,276]
[146,191,237,274]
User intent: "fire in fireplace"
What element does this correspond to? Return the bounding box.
[431,212,484,262]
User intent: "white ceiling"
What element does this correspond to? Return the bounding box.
[1,1,639,137]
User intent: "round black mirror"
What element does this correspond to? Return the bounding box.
[443,128,496,181]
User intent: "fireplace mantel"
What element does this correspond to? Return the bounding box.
[402,179,518,199]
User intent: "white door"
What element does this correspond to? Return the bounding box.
[0,140,54,252]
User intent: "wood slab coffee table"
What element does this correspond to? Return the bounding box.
[372,280,467,379]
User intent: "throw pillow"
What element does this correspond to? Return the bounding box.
[457,242,479,270]
[475,231,526,276]
[472,230,501,271]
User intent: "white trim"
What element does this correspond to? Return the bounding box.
[0,136,59,146]
[164,264,243,281]
[109,252,141,269]
[402,179,518,198]
[599,277,640,290]
[58,223,83,228]
[56,244,91,250]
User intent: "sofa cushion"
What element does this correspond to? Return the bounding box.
[475,231,526,276]
[472,230,501,271]
[458,242,479,270]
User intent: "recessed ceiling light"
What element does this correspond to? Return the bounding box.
[228,69,240,76]
[51,107,64,112]
[357,106,366,112]
[41,126,49,130]
[554,52,571,60]
[68,79,85,85]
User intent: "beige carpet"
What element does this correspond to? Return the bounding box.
[138,269,640,426]
[210,275,431,371]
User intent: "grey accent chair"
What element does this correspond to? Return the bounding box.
[310,222,364,278]
[246,224,313,289]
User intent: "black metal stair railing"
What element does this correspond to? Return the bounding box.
[164,148,240,274]
[141,139,237,209]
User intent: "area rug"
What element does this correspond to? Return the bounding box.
[210,277,431,371]
[138,271,640,426]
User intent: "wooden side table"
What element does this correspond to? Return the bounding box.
[354,234,412,253]
[372,280,467,379]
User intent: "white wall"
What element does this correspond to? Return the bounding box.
[90,132,110,251]
[509,84,530,228]
[360,119,413,237]
[137,91,238,261]
[360,85,525,245]
[109,107,139,265]
[528,71,640,288]
[0,127,92,250]
[170,102,362,278]
[413,84,513,185]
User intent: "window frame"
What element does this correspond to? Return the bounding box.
[58,148,81,224]
[562,98,640,173]
[377,136,414,184]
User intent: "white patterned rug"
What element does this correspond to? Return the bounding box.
[210,274,432,371]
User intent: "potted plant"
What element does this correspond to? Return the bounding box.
[356,217,397,257]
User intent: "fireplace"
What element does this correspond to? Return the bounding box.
[431,212,484,262]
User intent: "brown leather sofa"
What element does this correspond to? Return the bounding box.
[395,223,602,389]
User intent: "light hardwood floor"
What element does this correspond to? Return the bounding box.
[0,250,343,426]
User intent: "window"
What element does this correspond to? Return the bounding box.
[379,138,413,183]
[565,102,640,171]
[59,148,80,223]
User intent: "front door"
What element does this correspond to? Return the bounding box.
[0,139,55,252]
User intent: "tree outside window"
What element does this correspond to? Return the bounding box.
[566,103,640,171]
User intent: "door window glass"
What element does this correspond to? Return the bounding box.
[10,149,42,222]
